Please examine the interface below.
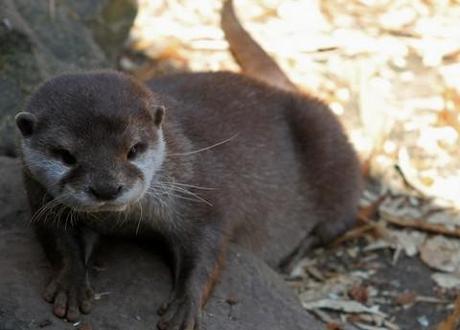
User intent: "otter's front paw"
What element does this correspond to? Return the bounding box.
[43,271,94,322]
[157,296,201,330]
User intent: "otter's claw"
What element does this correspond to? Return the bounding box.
[157,296,201,330]
[43,274,93,321]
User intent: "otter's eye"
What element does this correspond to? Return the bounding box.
[128,142,147,160]
[51,148,77,166]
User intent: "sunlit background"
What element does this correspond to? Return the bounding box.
[121,1,460,328]
[125,0,460,209]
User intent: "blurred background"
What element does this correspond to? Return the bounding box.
[124,0,460,212]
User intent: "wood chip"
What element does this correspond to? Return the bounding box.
[302,299,387,317]
[395,291,417,306]
[348,285,369,304]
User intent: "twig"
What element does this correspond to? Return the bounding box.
[416,296,451,304]
[332,223,377,246]
[381,28,422,39]
[331,194,388,246]
[301,46,339,54]
[383,215,460,239]
[359,194,388,222]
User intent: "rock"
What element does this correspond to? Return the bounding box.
[0,156,27,226]
[0,0,136,156]
[0,156,324,330]
[75,0,137,62]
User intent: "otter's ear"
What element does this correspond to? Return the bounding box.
[154,105,165,127]
[15,112,37,137]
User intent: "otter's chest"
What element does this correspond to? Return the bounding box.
[77,201,179,238]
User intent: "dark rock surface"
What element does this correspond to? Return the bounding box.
[0,0,136,156]
[0,156,324,329]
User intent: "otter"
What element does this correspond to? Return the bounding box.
[15,1,362,329]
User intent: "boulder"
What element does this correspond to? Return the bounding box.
[0,0,136,156]
[0,156,324,330]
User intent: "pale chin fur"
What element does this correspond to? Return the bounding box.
[21,130,167,212]
[22,142,71,197]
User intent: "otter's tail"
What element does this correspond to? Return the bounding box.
[221,0,297,92]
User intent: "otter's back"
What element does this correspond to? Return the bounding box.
[147,72,361,266]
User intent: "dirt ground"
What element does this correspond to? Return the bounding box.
[289,238,455,329]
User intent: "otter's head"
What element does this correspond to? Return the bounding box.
[16,71,165,212]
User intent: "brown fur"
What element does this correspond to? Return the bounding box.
[16,2,362,330]
[221,0,297,91]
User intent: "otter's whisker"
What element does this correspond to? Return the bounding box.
[149,182,213,207]
[156,182,213,207]
[167,134,238,157]
[135,200,143,235]
[30,197,62,225]
[161,181,215,191]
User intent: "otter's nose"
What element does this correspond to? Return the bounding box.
[89,185,123,201]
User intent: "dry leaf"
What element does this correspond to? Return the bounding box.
[302,299,386,317]
[381,228,427,257]
[299,274,359,302]
[432,273,460,289]
[420,236,460,273]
